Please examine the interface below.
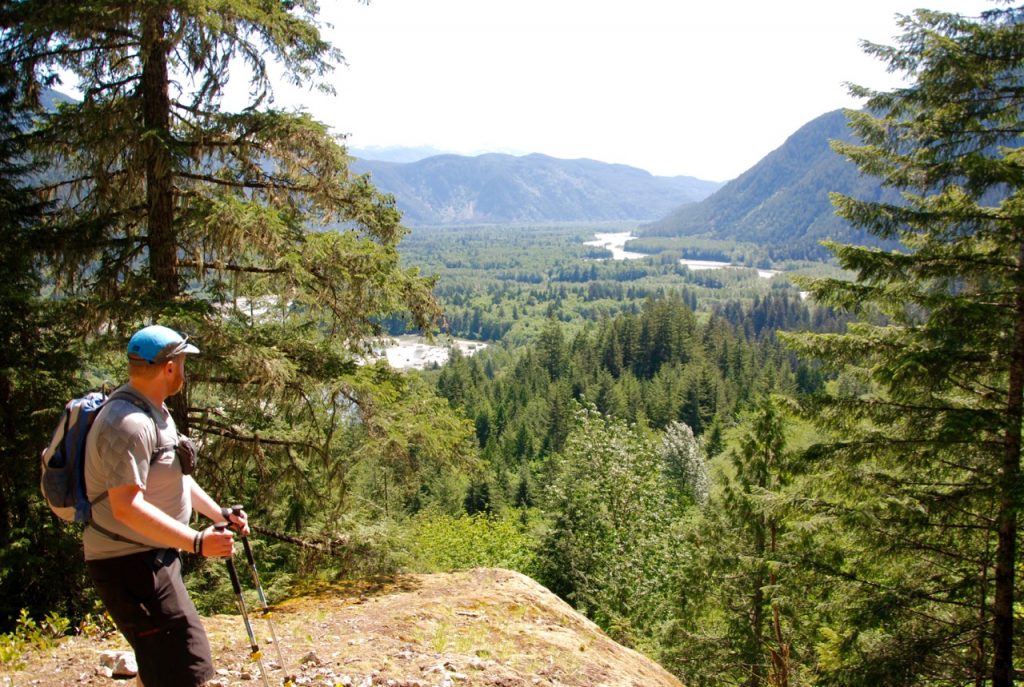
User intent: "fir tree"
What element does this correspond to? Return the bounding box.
[0,61,87,630]
[662,396,801,687]
[785,6,1024,685]
[0,0,467,619]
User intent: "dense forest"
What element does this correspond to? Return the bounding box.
[2,3,1024,687]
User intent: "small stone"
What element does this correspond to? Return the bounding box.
[112,652,138,677]
[97,650,137,677]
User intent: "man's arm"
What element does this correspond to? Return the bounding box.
[187,477,250,536]
[108,483,235,557]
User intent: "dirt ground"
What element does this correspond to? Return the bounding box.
[2,567,683,687]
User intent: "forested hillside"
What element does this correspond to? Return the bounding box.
[3,4,1024,687]
[351,153,722,225]
[642,109,903,259]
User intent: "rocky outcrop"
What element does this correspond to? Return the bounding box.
[9,568,683,687]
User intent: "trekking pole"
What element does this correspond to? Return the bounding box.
[230,505,294,687]
[215,523,272,687]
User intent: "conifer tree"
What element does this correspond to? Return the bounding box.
[0,0,464,614]
[785,6,1024,685]
[663,396,801,687]
[0,65,88,629]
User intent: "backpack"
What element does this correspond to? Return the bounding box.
[40,388,158,525]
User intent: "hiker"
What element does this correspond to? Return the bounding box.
[84,324,249,687]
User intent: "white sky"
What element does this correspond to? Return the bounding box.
[255,1,995,181]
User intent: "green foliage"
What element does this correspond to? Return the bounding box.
[535,404,683,653]
[406,508,541,575]
[662,396,810,687]
[0,0,455,628]
[397,223,820,346]
[624,236,779,267]
[783,7,1024,685]
[75,600,117,640]
[433,291,820,519]
[10,8,1022,687]
[661,421,708,505]
[0,609,71,670]
[0,52,93,631]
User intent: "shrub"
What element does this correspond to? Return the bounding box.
[407,508,541,576]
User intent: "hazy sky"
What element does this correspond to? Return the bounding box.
[252,1,995,181]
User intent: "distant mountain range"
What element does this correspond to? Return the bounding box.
[350,153,724,225]
[351,112,901,256]
[39,87,896,254]
[640,109,899,259]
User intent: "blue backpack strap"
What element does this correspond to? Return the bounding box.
[67,394,106,522]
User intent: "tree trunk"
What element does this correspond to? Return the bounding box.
[748,518,765,687]
[991,244,1024,687]
[769,522,789,687]
[140,7,190,432]
[976,558,989,687]
[140,6,177,299]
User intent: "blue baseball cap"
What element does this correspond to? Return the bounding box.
[127,325,200,363]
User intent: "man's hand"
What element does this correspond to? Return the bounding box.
[198,524,235,558]
[221,505,251,537]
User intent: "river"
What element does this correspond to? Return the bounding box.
[586,232,780,279]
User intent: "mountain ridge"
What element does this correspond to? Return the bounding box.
[37,88,892,255]
[640,109,900,259]
[351,152,723,226]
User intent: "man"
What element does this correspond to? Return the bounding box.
[84,324,248,687]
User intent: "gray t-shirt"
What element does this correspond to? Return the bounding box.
[83,386,192,560]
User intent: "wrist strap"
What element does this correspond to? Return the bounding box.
[193,530,205,556]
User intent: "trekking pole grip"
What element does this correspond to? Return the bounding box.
[231,504,257,561]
